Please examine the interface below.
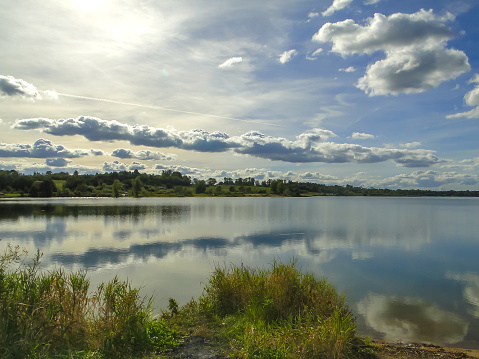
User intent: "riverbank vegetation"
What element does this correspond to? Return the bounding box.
[1,169,478,198]
[0,245,375,358]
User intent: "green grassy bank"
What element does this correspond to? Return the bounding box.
[0,245,374,359]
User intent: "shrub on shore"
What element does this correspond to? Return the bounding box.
[173,261,357,359]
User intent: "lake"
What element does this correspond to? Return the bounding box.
[1,196,478,348]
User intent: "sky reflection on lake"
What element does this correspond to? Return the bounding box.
[1,197,478,348]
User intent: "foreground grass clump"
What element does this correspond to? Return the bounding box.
[170,261,358,359]
[0,245,182,359]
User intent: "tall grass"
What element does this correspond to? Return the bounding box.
[198,260,357,359]
[0,244,182,358]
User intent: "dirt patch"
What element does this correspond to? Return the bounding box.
[165,336,479,359]
[166,336,227,359]
[375,341,479,359]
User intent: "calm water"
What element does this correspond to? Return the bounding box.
[1,197,479,348]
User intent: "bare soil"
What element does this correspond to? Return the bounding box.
[164,336,479,359]
[374,341,479,359]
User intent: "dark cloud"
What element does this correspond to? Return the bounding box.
[0,139,88,158]
[45,158,71,167]
[14,117,439,167]
[0,75,40,99]
[129,161,146,171]
[90,149,104,156]
[112,148,175,161]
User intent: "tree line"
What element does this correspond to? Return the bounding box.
[0,169,478,198]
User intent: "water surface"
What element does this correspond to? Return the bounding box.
[1,197,478,348]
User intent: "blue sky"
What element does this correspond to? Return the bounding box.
[1,0,479,189]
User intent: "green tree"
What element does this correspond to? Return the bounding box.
[112,179,122,198]
[132,176,143,197]
[195,180,207,194]
[207,178,217,186]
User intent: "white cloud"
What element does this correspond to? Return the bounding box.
[306,48,324,60]
[218,57,243,69]
[42,89,59,100]
[364,0,381,4]
[278,49,297,64]
[351,132,374,140]
[374,170,478,188]
[402,142,422,149]
[307,12,319,22]
[339,66,356,72]
[447,74,479,119]
[313,10,470,96]
[447,272,479,318]
[322,0,353,17]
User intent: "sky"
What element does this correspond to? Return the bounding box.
[1,0,479,190]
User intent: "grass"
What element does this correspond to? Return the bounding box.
[0,244,182,359]
[0,245,375,358]
[166,260,364,359]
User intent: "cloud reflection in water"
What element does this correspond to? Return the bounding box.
[358,294,469,345]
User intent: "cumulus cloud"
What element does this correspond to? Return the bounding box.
[0,139,89,158]
[234,130,438,166]
[0,75,58,100]
[447,74,479,119]
[45,158,71,167]
[322,0,353,17]
[278,49,297,64]
[351,132,375,140]
[0,75,40,100]
[358,294,468,345]
[102,161,127,172]
[0,161,17,171]
[129,161,146,171]
[13,116,440,167]
[376,170,478,188]
[112,148,175,161]
[313,10,470,95]
[218,57,243,69]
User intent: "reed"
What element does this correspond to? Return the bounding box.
[0,244,182,358]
